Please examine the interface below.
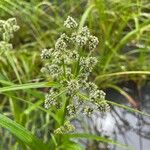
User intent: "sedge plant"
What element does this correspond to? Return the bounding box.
[0,16,149,150]
[0,18,19,52]
[41,16,110,147]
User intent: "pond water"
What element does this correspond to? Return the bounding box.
[105,83,150,150]
[75,82,150,150]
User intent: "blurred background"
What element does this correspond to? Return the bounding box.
[0,0,150,150]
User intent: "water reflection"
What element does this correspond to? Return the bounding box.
[75,83,150,150]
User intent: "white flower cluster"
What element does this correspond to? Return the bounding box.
[64,16,78,29]
[80,56,98,72]
[42,16,110,120]
[44,88,60,109]
[41,64,63,79]
[71,26,99,50]
[0,18,19,51]
[54,121,75,134]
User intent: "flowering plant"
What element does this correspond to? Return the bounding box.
[41,16,110,134]
[0,18,19,51]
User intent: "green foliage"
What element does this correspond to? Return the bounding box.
[88,0,150,85]
[0,0,150,149]
[64,133,132,150]
[0,113,48,150]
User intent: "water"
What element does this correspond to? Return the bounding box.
[105,83,150,150]
[75,82,150,150]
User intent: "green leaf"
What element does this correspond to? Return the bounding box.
[0,82,59,93]
[107,101,150,117]
[3,93,60,123]
[64,133,132,150]
[79,4,95,31]
[78,92,150,117]
[62,141,84,150]
[95,71,150,82]
[0,113,49,150]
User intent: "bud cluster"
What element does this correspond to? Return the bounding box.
[0,18,19,51]
[54,121,75,134]
[44,88,60,109]
[41,16,110,125]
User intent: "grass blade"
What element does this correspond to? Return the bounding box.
[78,92,150,117]
[106,100,150,117]
[0,113,49,150]
[64,133,132,150]
[95,71,150,81]
[78,4,95,31]
[106,84,139,108]
[0,82,59,93]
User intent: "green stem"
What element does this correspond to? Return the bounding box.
[57,97,70,147]
[61,97,70,125]
[74,56,81,78]
[62,59,66,78]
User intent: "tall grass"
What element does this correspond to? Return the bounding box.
[0,0,150,149]
[89,0,150,83]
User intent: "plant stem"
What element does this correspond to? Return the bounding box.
[74,56,81,78]
[61,97,70,125]
[57,97,70,147]
[62,59,66,78]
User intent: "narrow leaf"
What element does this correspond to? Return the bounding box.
[64,133,132,150]
[0,82,58,93]
[0,113,49,150]
[107,101,150,117]
[78,92,150,117]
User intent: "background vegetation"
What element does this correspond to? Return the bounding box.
[0,0,150,150]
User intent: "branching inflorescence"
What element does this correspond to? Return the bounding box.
[0,18,19,51]
[41,16,110,133]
